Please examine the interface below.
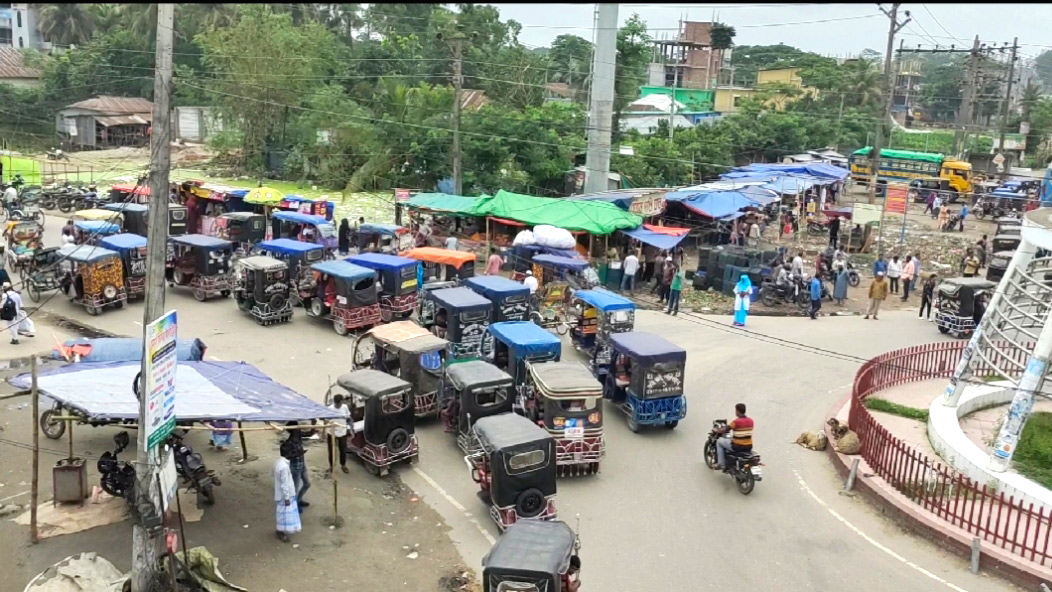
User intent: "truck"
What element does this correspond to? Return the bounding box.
[848,147,973,198]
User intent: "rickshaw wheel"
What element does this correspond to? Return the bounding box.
[938,325,950,335]
[220,290,231,297]
[85,305,100,316]
[555,322,570,336]
[627,416,640,433]
[41,410,66,439]
[18,264,29,282]
[193,288,206,301]
[364,462,381,476]
[26,281,40,303]
[666,421,679,430]
[309,298,324,317]
[333,319,348,336]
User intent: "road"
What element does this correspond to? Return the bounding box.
[5,214,1016,592]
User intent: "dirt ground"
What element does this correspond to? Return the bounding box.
[36,144,217,184]
[0,317,471,592]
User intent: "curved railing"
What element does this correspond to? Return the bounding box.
[849,342,1051,567]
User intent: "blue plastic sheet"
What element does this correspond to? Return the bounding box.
[574,289,635,312]
[51,338,206,362]
[488,321,561,358]
[620,227,690,250]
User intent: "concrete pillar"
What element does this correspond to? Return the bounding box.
[988,320,1052,472]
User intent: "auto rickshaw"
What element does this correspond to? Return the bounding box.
[402,247,476,283]
[255,238,325,305]
[24,247,64,302]
[99,233,147,300]
[328,370,419,477]
[525,253,596,291]
[604,332,687,432]
[57,244,127,315]
[357,222,411,254]
[991,233,1021,254]
[215,211,267,255]
[569,289,635,376]
[466,412,558,530]
[935,277,998,338]
[165,234,234,301]
[271,211,338,253]
[4,220,43,279]
[346,253,419,322]
[482,520,581,592]
[488,321,561,408]
[109,183,149,204]
[986,250,1014,283]
[305,260,382,335]
[464,276,531,324]
[73,208,122,226]
[526,361,604,476]
[440,360,514,452]
[100,202,149,236]
[74,220,121,246]
[352,321,448,418]
[418,286,492,360]
[233,255,293,325]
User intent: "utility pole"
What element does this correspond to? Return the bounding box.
[669,59,679,140]
[868,4,911,205]
[449,31,467,196]
[997,37,1020,179]
[132,4,173,592]
[956,36,982,155]
[584,3,618,194]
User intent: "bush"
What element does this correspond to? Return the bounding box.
[1014,411,1052,490]
[863,397,929,422]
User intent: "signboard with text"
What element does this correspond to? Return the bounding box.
[145,310,178,451]
[394,188,412,203]
[629,193,666,217]
[884,184,908,215]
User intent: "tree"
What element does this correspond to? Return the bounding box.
[613,14,652,143]
[710,23,736,51]
[920,60,965,123]
[1020,80,1043,123]
[1035,50,1052,92]
[839,58,882,108]
[548,34,593,94]
[89,4,122,36]
[34,3,96,46]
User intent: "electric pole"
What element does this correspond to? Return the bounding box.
[449,31,467,196]
[584,3,618,194]
[669,62,679,140]
[997,37,1020,179]
[868,3,910,205]
[956,36,982,155]
[132,4,173,591]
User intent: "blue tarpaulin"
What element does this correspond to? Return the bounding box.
[621,226,690,250]
[672,191,760,219]
[51,338,206,363]
[609,332,686,365]
[532,254,590,271]
[464,276,530,299]
[574,289,635,312]
[735,162,849,180]
[488,321,562,358]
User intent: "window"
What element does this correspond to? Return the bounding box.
[557,398,591,412]
[0,28,11,45]
[380,390,410,414]
[474,387,507,408]
[17,36,22,48]
[495,581,540,592]
[15,10,20,28]
[732,95,742,107]
[507,449,546,473]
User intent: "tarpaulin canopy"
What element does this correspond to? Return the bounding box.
[734,162,849,180]
[406,193,487,214]
[643,223,689,236]
[717,172,823,194]
[621,225,691,250]
[531,253,590,271]
[9,361,343,423]
[667,190,760,219]
[682,182,779,204]
[474,190,641,235]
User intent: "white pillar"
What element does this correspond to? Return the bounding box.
[988,319,1052,472]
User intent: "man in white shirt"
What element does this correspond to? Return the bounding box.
[2,184,17,212]
[791,252,805,279]
[620,250,639,293]
[522,270,538,294]
[445,235,458,251]
[326,394,351,474]
[1,283,33,344]
[274,443,301,543]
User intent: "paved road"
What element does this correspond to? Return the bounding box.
[10,214,1015,592]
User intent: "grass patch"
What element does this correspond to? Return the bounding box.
[1014,411,1052,490]
[864,397,930,422]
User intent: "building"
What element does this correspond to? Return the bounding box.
[756,67,805,87]
[0,4,47,50]
[713,86,759,113]
[173,106,222,143]
[56,96,153,150]
[892,61,923,127]
[543,82,577,103]
[0,46,40,87]
[650,21,726,91]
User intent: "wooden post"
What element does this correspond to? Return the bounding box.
[237,421,248,463]
[485,217,491,265]
[329,424,339,526]
[30,356,39,544]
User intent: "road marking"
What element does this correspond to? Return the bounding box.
[0,490,29,503]
[792,469,970,592]
[412,466,496,545]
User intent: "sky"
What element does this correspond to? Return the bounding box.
[488,3,1052,62]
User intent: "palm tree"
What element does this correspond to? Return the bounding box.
[89,4,121,35]
[34,3,96,47]
[1020,80,1043,122]
[121,3,156,39]
[184,3,237,33]
[840,59,882,108]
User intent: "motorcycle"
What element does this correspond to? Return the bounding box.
[703,419,763,495]
[167,432,220,505]
[760,277,809,310]
[46,148,70,161]
[56,185,99,213]
[97,431,137,499]
[823,261,861,288]
[806,220,828,236]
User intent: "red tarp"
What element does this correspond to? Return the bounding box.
[642,224,690,236]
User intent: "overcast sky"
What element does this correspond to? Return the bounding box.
[488,3,1052,61]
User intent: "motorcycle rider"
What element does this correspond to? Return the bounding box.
[714,403,754,472]
[775,263,791,287]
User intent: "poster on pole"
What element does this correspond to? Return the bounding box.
[852,203,883,226]
[884,184,908,214]
[145,310,178,451]
[394,188,412,203]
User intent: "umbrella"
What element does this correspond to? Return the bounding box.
[243,186,286,205]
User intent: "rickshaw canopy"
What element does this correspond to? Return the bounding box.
[220,211,262,222]
[74,220,121,235]
[474,412,551,452]
[257,238,324,256]
[237,255,286,272]
[402,247,475,268]
[532,253,590,272]
[347,252,418,272]
[483,520,576,583]
[529,362,602,397]
[99,233,147,252]
[428,286,491,312]
[273,211,328,226]
[610,332,686,365]
[368,321,449,353]
[359,222,407,236]
[73,209,120,222]
[463,276,529,300]
[170,234,233,250]
[58,243,121,263]
[101,203,148,213]
[445,360,513,392]
[336,369,410,399]
[574,288,635,312]
[939,277,998,292]
[242,186,285,205]
[109,183,150,196]
[489,321,561,358]
[310,260,375,283]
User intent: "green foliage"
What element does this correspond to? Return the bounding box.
[863,397,929,422]
[1034,50,1052,92]
[35,3,96,46]
[613,14,652,143]
[731,44,836,87]
[1014,411,1052,490]
[710,23,736,51]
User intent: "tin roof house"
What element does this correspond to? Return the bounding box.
[56,96,153,150]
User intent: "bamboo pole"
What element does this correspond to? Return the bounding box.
[237,420,249,463]
[30,356,39,544]
[329,424,339,527]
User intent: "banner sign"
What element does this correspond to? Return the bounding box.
[884,184,908,214]
[145,310,178,451]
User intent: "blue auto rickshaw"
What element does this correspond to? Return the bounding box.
[357,222,411,254]
[73,220,121,246]
[487,321,561,410]
[418,286,491,360]
[347,253,420,321]
[271,211,338,253]
[256,238,326,304]
[604,332,687,432]
[101,202,149,236]
[570,289,635,376]
[99,233,148,300]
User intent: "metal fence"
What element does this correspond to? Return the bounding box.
[849,341,1052,567]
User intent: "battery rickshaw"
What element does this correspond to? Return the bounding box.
[215,211,267,255]
[986,251,1014,283]
[570,289,635,376]
[482,520,582,592]
[328,370,419,477]
[464,276,531,323]
[991,233,1021,254]
[527,361,604,476]
[58,244,127,315]
[357,222,411,254]
[99,233,147,300]
[440,360,514,452]
[271,211,338,253]
[488,321,562,408]
[256,238,326,305]
[935,277,997,338]
[233,255,293,326]
[466,412,558,530]
[24,247,64,302]
[305,260,382,335]
[604,332,687,432]
[418,286,492,360]
[4,220,43,279]
[352,321,448,418]
[101,202,148,236]
[166,234,234,301]
[74,220,121,246]
[402,247,475,283]
[346,253,419,321]
[72,208,121,225]
[528,254,590,334]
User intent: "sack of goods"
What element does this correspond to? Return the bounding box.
[532,224,576,250]
[512,229,536,247]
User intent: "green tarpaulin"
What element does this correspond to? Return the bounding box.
[406,193,487,214]
[476,190,642,235]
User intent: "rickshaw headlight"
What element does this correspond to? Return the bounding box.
[588,412,600,424]
[103,285,118,299]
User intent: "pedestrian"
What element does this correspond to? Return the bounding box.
[932,194,942,220]
[924,192,935,215]
[1,283,34,344]
[732,275,752,327]
[620,249,639,293]
[444,233,458,251]
[963,252,981,277]
[642,245,656,284]
[864,272,889,320]
[791,251,805,278]
[274,441,301,543]
[522,270,538,294]
[283,422,311,510]
[938,205,950,230]
[976,237,988,268]
[665,264,684,316]
[833,266,849,305]
[780,212,790,240]
[872,254,887,277]
[747,220,761,248]
[338,218,351,255]
[808,274,822,320]
[729,225,740,247]
[208,420,234,451]
[919,274,937,321]
[886,255,902,294]
[910,253,921,292]
[900,254,916,301]
[484,247,503,276]
[651,250,666,294]
[828,216,841,249]
[326,394,351,475]
[672,246,685,268]
[658,259,674,303]
[959,204,969,232]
